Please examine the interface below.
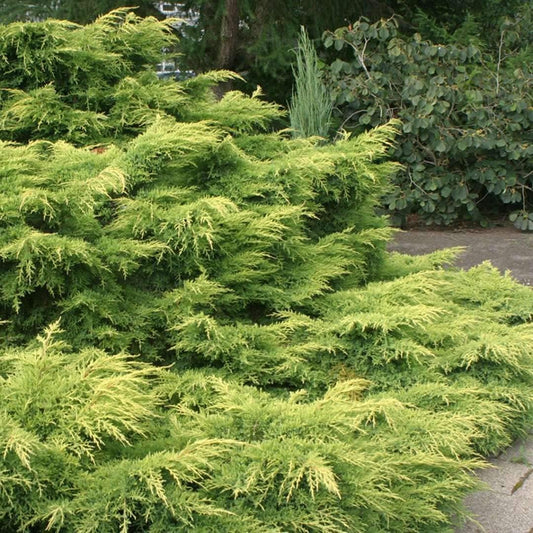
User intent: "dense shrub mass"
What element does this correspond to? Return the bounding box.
[323,13,533,227]
[0,9,180,144]
[0,11,532,532]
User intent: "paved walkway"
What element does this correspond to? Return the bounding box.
[388,226,533,533]
[389,226,533,286]
[457,435,533,533]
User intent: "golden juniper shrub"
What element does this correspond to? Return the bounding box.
[0,10,532,533]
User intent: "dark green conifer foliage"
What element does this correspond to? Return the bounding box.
[0,11,532,533]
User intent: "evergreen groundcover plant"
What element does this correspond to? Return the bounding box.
[0,10,532,533]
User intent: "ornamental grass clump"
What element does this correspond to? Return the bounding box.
[0,10,532,532]
[289,26,333,139]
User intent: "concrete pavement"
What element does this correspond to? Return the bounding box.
[388,226,533,286]
[456,433,533,533]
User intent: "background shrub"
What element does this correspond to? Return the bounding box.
[323,12,533,227]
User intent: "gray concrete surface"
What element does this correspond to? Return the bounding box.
[388,226,533,286]
[456,434,533,533]
[388,226,533,533]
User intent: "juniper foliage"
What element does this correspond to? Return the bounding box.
[0,11,532,533]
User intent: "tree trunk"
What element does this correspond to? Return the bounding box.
[217,0,240,69]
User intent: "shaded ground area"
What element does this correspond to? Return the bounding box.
[389,226,533,533]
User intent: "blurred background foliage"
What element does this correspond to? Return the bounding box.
[1,0,528,101]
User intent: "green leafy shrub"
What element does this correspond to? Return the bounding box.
[0,11,532,532]
[323,14,533,227]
